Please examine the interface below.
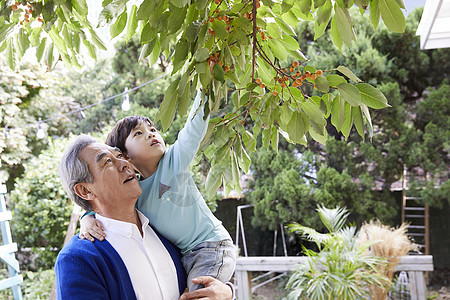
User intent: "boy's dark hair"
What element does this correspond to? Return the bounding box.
[105,115,155,153]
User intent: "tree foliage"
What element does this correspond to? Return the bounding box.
[8,137,73,270]
[0,57,73,188]
[0,0,406,195]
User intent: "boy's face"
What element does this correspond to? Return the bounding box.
[124,121,166,168]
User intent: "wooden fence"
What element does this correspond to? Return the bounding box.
[235,255,433,300]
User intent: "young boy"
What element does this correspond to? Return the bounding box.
[80,91,236,291]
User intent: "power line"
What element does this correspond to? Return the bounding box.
[2,73,169,138]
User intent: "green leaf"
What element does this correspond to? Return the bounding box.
[168,5,187,34]
[257,57,276,86]
[98,0,127,26]
[138,38,156,62]
[36,37,47,62]
[270,126,279,152]
[18,28,30,56]
[301,101,326,128]
[45,42,55,69]
[378,0,405,33]
[282,10,300,27]
[326,74,347,86]
[205,167,222,199]
[309,127,327,145]
[360,103,373,138]
[89,29,107,51]
[337,83,362,107]
[149,36,160,66]
[72,33,81,53]
[48,27,67,54]
[72,0,88,16]
[287,111,309,143]
[6,38,15,70]
[231,151,241,193]
[141,22,156,44]
[173,38,189,73]
[330,15,343,51]
[82,39,96,60]
[178,83,190,117]
[369,0,380,29]
[315,75,329,93]
[355,83,389,109]
[275,16,296,36]
[335,65,362,82]
[199,62,212,88]
[0,40,7,53]
[394,0,406,9]
[61,25,72,49]
[287,49,307,61]
[314,20,328,40]
[242,130,256,152]
[157,81,179,132]
[280,34,299,51]
[299,0,312,15]
[195,0,208,10]
[211,21,228,40]
[267,22,282,39]
[110,8,127,39]
[352,105,364,138]
[126,5,138,42]
[195,47,210,62]
[341,102,352,139]
[334,4,355,47]
[213,63,225,82]
[171,0,188,8]
[186,21,201,42]
[268,38,287,60]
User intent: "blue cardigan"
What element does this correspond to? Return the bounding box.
[55,232,186,299]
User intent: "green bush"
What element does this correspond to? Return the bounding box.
[8,138,73,270]
[0,269,54,299]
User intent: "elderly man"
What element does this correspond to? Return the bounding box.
[56,135,233,300]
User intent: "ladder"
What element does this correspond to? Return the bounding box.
[401,168,429,255]
[0,183,23,299]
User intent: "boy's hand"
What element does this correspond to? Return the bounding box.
[79,215,106,242]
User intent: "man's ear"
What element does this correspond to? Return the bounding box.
[74,183,95,201]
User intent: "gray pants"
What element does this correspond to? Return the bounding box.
[181,240,237,291]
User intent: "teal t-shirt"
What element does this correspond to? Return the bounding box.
[136,91,231,254]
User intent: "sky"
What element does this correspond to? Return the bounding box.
[405,0,426,15]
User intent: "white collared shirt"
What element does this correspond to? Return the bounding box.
[96,210,179,300]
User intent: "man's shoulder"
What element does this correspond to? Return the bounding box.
[57,235,114,262]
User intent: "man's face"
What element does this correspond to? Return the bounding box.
[77,143,141,208]
[124,121,166,168]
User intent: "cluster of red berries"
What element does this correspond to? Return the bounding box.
[206,0,232,37]
[11,1,43,26]
[243,0,261,20]
[254,61,324,96]
[207,52,232,73]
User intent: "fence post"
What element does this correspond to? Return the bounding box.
[0,183,23,299]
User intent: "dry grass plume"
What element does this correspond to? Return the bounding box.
[357,221,418,300]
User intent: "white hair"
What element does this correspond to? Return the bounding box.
[59,135,97,211]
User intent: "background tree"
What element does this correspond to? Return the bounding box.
[8,137,73,270]
[0,57,73,189]
[245,8,449,232]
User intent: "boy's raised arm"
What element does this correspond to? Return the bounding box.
[174,90,210,169]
